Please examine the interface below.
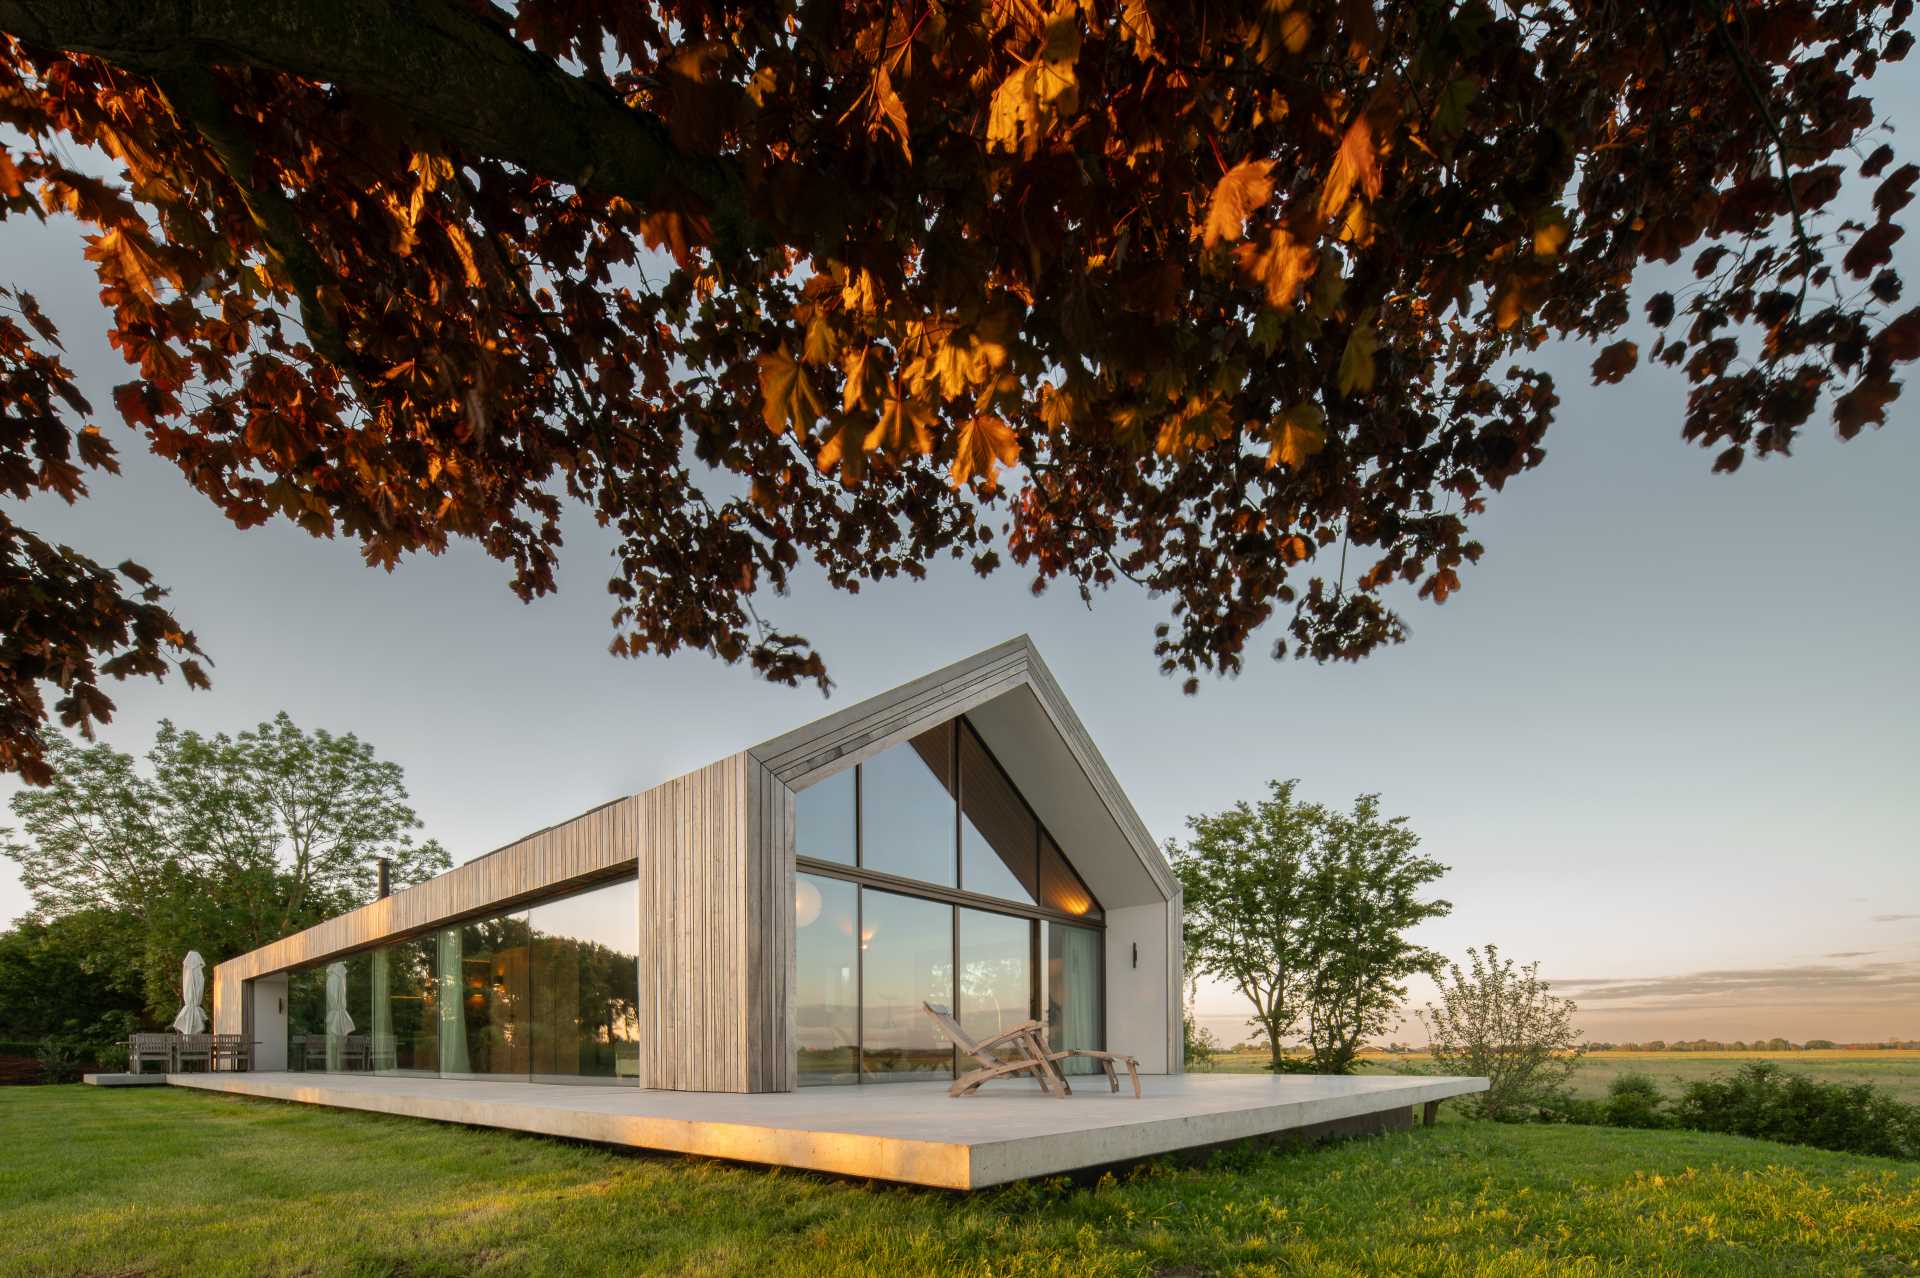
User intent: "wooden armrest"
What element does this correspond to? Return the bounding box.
[973,1021,1046,1053]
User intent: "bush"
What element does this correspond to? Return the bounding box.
[1673,1062,1920,1159]
[1603,1071,1670,1129]
[96,1043,129,1072]
[1419,944,1584,1120]
[34,1037,82,1084]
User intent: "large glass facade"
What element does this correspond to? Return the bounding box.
[861,728,957,886]
[288,875,638,1085]
[1047,921,1104,1075]
[791,714,1104,1084]
[794,873,859,1084]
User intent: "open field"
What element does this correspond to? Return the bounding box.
[3,1085,1918,1277]
[1203,1048,1920,1103]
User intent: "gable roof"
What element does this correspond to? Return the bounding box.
[750,635,1176,910]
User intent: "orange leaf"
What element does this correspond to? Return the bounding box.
[758,343,823,437]
[867,393,936,457]
[1234,228,1317,308]
[950,413,1021,490]
[1266,402,1327,470]
[1318,111,1380,222]
[1204,160,1274,248]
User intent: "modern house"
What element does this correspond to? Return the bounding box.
[210,635,1182,1093]
[194,636,1483,1187]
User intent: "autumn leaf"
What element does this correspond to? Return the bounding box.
[814,415,870,486]
[1234,227,1317,307]
[1266,402,1327,470]
[1532,210,1571,258]
[802,311,841,365]
[842,344,886,412]
[951,413,1020,490]
[1318,108,1383,222]
[1204,160,1274,248]
[1337,313,1378,395]
[867,392,935,457]
[986,3,1080,154]
[758,344,823,437]
[84,227,161,299]
[1590,340,1638,384]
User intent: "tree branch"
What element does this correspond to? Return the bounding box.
[0,0,763,256]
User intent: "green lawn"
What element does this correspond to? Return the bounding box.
[1205,1048,1920,1104]
[2,1087,1918,1277]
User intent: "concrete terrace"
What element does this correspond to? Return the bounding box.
[166,1071,1488,1189]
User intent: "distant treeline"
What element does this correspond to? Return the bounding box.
[1582,1039,1920,1052]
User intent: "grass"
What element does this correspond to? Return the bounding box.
[1204,1048,1920,1104]
[3,1086,1918,1277]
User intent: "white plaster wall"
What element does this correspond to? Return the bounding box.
[249,973,288,1070]
[1103,902,1175,1073]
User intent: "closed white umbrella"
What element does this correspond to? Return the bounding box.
[324,961,354,1071]
[171,951,207,1034]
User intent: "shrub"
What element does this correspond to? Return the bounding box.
[35,1037,82,1084]
[1673,1062,1920,1159]
[96,1043,129,1072]
[1419,944,1584,1120]
[1602,1071,1669,1129]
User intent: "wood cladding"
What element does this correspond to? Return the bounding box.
[212,753,791,1093]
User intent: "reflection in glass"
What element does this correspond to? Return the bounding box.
[795,768,856,866]
[958,907,1031,1050]
[373,936,436,1073]
[959,726,1037,904]
[861,728,957,887]
[529,879,640,1084]
[860,889,953,1080]
[1039,830,1101,919]
[448,912,531,1077]
[795,874,858,1085]
[1048,921,1103,1075]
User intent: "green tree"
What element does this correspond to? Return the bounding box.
[2,714,449,1024]
[1297,794,1451,1073]
[1419,944,1585,1120]
[1170,780,1449,1073]
[0,910,144,1040]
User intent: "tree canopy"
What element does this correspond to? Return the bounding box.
[1171,779,1450,1072]
[0,713,448,1023]
[1,0,1914,782]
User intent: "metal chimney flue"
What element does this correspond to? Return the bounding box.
[376,857,391,899]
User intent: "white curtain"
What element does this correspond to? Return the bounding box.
[436,929,470,1074]
[371,948,395,1071]
[324,961,354,1071]
[1050,924,1101,1076]
[171,951,207,1035]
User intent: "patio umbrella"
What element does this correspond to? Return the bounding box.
[324,961,355,1071]
[170,950,207,1034]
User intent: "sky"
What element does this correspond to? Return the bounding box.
[3,75,1917,1050]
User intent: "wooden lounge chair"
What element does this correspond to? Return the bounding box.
[922,1002,1071,1098]
[1053,1042,1143,1098]
[921,1003,1145,1099]
[129,1032,174,1075]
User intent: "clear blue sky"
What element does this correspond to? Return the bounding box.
[3,79,1916,1047]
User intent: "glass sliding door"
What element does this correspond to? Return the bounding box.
[957,907,1032,1050]
[445,911,531,1078]
[529,879,640,1085]
[794,873,859,1085]
[1047,921,1103,1075]
[372,935,437,1074]
[859,888,953,1080]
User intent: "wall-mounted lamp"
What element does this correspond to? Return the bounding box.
[1131,942,1138,969]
